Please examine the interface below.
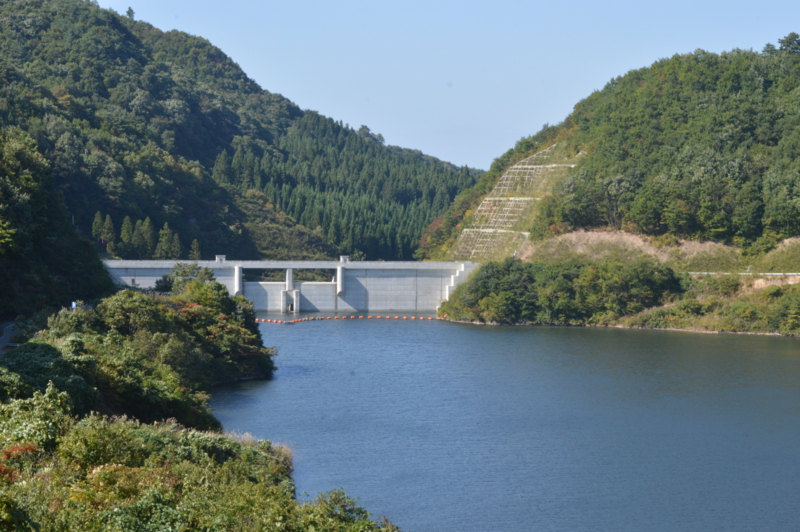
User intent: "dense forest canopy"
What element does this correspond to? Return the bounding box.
[0,126,113,317]
[0,0,479,264]
[421,33,800,258]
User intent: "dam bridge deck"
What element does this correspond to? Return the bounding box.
[104,257,478,313]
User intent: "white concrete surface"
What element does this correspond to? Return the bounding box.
[104,258,479,313]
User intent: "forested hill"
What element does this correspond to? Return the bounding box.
[0,127,114,318]
[0,0,479,263]
[421,33,800,258]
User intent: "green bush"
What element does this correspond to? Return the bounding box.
[2,415,395,531]
[0,383,73,451]
[441,255,681,325]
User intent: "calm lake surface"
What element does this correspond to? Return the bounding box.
[210,316,800,531]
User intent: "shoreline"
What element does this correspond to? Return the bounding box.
[210,373,273,387]
[442,318,798,338]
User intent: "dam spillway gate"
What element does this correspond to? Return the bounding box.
[104,257,478,313]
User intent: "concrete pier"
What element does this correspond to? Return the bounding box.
[104,257,478,313]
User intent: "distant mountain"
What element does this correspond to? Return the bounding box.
[421,34,800,260]
[0,0,480,264]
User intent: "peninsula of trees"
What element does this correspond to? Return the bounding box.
[430,33,800,336]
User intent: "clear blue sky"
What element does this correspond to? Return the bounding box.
[100,0,799,170]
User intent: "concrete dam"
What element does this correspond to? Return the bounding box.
[104,257,478,313]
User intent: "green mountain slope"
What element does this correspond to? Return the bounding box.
[0,0,479,262]
[0,127,113,318]
[421,33,800,260]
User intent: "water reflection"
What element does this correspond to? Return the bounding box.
[211,320,800,532]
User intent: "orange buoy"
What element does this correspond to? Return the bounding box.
[411,317,416,320]
[350,315,355,319]
[428,317,433,320]
[394,316,399,319]
[359,316,363,319]
[376,316,381,319]
[368,316,372,319]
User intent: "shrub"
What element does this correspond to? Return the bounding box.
[441,255,682,325]
[0,383,73,451]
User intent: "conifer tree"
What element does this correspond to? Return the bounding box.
[131,220,144,259]
[91,211,103,242]
[118,216,133,257]
[137,217,155,258]
[171,233,182,259]
[120,216,133,245]
[101,215,115,247]
[189,239,202,260]
[212,151,232,185]
[155,223,174,259]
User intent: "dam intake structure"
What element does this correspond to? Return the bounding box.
[104,256,478,313]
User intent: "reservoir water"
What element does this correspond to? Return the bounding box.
[210,317,800,531]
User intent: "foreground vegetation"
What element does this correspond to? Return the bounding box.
[0,267,397,530]
[442,253,800,336]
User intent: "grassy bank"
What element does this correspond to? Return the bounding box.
[621,275,800,335]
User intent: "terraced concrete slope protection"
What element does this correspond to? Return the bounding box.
[451,144,577,261]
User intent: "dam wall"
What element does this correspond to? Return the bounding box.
[103,257,478,313]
